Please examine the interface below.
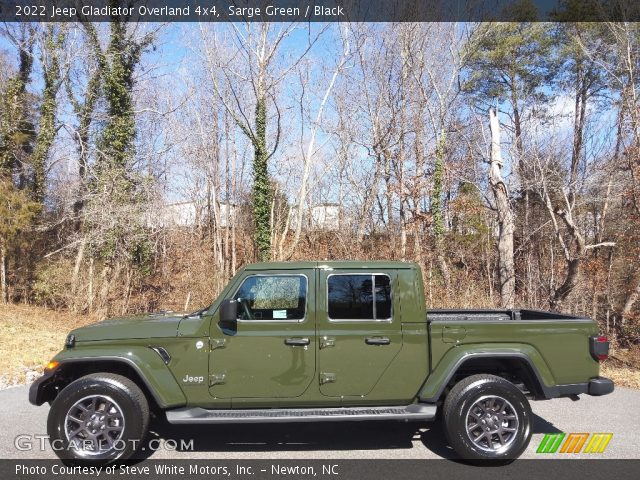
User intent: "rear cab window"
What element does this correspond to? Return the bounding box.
[327,274,392,321]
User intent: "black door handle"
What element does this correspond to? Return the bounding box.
[284,337,310,346]
[365,337,391,345]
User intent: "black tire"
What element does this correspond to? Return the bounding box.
[443,374,532,462]
[47,373,149,464]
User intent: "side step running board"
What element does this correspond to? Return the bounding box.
[166,404,437,424]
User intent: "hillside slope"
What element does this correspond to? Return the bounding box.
[0,304,96,388]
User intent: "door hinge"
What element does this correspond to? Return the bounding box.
[320,372,336,385]
[209,373,226,386]
[210,338,226,350]
[320,336,335,349]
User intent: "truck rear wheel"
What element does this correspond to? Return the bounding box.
[443,374,532,462]
[47,373,149,464]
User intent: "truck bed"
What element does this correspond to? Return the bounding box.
[425,308,599,388]
[427,309,589,322]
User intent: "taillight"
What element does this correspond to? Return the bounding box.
[589,335,610,361]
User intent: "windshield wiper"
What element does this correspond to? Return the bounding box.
[184,306,208,318]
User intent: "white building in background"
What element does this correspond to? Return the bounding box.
[150,200,236,229]
[309,203,341,230]
[157,201,198,227]
[151,200,339,231]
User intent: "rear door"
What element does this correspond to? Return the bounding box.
[317,270,402,397]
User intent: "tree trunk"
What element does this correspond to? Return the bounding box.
[489,109,515,309]
[70,239,86,311]
[356,153,382,245]
[31,25,64,204]
[550,257,582,311]
[432,129,450,294]
[620,254,640,326]
[71,63,102,231]
[88,257,94,312]
[284,49,344,259]
[1,243,7,304]
[621,279,640,326]
[253,96,271,261]
[569,65,588,209]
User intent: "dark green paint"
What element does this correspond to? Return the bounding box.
[70,313,181,342]
[53,344,186,408]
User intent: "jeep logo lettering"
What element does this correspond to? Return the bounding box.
[182,374,204,384]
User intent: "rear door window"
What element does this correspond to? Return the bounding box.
[327,274,392,321]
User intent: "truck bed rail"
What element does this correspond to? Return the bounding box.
[426,309,590,322]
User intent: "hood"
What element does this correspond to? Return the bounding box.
[71,312,183,342]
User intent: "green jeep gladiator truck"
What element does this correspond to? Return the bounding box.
[30,261,613,463]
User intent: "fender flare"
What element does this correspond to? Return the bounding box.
[419,345,558,402]
[34,347,187,408]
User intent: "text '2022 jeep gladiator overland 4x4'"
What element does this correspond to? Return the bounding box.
[30,261,614,463]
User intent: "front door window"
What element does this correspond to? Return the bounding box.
[234,275,307,321]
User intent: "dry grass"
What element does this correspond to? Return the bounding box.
[601,345,640,389]
[0,303,96,388]
[600,364,640,389]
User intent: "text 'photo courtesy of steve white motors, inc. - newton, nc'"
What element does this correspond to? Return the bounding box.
[15,462,339,477]
[14,3,345,20]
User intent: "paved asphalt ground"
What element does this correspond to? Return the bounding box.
[0,385,637,460]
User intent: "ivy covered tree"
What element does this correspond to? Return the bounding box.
[31,24,66,203]
[0,25,36,183]
[252,94,272,262]
[79,9,156,314]
[432,129,449,287]
[0,179,40,303]
[0,25,65,302]
[203,23,323,261]
[208,22,283,262]
[85,14,153,194]
[65,29,103,229]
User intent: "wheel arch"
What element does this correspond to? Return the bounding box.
[419,347,557,402]
[32,351,186,410]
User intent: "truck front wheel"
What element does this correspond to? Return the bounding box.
[443,374,532,462]
[47,373,149,464]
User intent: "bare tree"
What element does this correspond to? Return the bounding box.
[200,22,325,261]
[277,24,350,260]
[488,108,515,308]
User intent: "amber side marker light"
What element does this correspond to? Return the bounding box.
[45,360,59,371]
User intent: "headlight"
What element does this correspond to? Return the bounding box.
[65,334,76,349]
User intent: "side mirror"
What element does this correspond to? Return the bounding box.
[219,299,238,330]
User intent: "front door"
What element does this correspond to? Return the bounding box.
[318,270,402,397]
[208,270,316,399]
